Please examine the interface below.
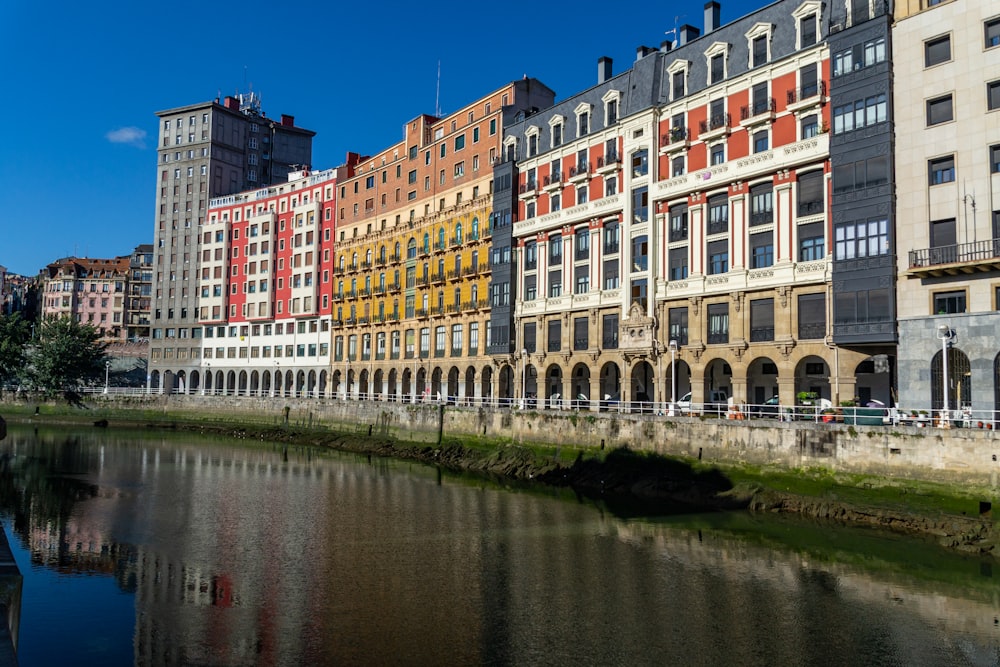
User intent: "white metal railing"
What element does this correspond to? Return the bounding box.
[57,389,1000,429]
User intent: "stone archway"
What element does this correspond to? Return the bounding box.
[465,366,477,405]
[545,364,563,409]
[631,360,654,410]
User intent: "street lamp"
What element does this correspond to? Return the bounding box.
[104,360,110,394]
[937,324,954,428]
[668,339,678,416]
[521,348,528,409]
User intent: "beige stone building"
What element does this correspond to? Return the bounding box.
[893,0,1000,413]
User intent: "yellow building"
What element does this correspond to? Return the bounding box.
[331,79,555,401]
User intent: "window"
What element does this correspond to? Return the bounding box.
[750,184,773,226]
[523,322,536,353]
[834,219,889,260]
[707,194,728,234]
[750,299,774,342]
[798,293,826,339]
[547,321,561,352]
[672,69,686,100]
[578,110,589,137]
[800,13,816,48]
[750,232,774,269]
[753,130,768,153]
[603,258,619,289]
[602,314,619,349]
[575,265,589,294]
[930,218,956,249]
[710,53,725,84]
[927,95,953,126]
[801,114,819,139]
[631,149,648,177]
[632,235,648,271]
[672,155,685,177]
[832,156,889,193]
[632,187,648,224]
[707,303,729,344]
[991,145,1000,174]
[833,94,886,134]
[668,247,688,280]
[752,35,768,67]
[990,81,1000,111]
[934,291,966,314]
[710,144,725,165]
[928,156,955,185]
[798,222,825,260]
[987,17,1000,48]
[573,317,588,350]
[670,205,688,241]
[454,134,465,151]
[668,307,688,345]
[925,35,951,67]
[707,239,728,275]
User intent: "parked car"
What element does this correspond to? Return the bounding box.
[751,396,781,418]
[677,390,729,415]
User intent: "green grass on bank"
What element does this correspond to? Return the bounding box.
[4,400,995,523]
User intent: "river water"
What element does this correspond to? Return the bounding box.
[1,424,998,666]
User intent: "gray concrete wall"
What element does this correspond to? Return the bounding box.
[65,394,1000,490]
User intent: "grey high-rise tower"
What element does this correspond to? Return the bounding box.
[149,93,314,391]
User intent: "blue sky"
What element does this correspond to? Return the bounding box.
[0,0,762,276]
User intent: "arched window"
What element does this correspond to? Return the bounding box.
[338,255,345,270]
[351,278,357,292]
[471,284,478,303]
[380,245,386,263]
[438,227,445,248]
[932,347,971,411]
[423,233,430,253]
[366,249,372,264]
[455,223,463,244]
[407,238,416,259]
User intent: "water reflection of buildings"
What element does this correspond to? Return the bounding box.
[4,429,999,664]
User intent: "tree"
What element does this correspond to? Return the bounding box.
[0,313,31,389]
[29,316,108,395]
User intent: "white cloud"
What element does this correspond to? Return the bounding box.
[105,126,147,148]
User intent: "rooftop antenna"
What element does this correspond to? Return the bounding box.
[664,15,685,43]
[435,60,442,117]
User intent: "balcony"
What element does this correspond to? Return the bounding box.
[707,332,729,345]
[798,322,825,340]
[430,272,446,284]
[660,127,690,153]
[698,113,730,140]
[669,226,688,243]
[601,335,618,350]
[543,173,562,191]
[518,180,538,198]
[567,162,589,183]
[786,81,827,113]
[389,252,401,264]
[596,152,619,174]
[739,99,776,126]
[749,327,775,342]
[707,218,729,236]
[908,239,1000,277]
[797,200,824,218]
[749,210,773,227]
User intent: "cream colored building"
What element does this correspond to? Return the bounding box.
[893,0,1000,413]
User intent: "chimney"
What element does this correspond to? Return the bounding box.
[280,114,294,127]
[636,45,655,61]
[704,1,721,33]
[678,24,700,46]
[223,96,240,111]
[660,40,673,52]
[598,56,613,84]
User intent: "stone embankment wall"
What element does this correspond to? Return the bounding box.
[14,394,1000,489]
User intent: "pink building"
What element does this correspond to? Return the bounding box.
[41,257,130,342]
